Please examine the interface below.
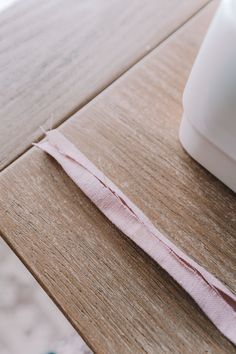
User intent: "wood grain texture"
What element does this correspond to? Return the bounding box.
[0,1,235,353]
[0,0,210,170]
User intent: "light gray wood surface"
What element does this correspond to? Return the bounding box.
[0,0,210,170]
[1,1,235,353]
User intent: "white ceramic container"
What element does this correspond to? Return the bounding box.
[180,0,236,192]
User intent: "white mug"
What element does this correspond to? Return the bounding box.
[180,0,236,192]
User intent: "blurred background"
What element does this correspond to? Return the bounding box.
[0,238,91,354]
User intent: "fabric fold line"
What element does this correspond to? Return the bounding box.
[34,130,236,345]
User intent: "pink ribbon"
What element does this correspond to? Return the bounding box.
[35,130,236,345]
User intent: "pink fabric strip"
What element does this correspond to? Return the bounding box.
[35,130,236,344]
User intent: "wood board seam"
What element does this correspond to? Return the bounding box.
[0,0,213,174]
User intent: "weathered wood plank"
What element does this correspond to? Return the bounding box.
[0,0,210,170]
[1,1,235,353]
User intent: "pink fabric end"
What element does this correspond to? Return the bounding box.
[35,130,236,345]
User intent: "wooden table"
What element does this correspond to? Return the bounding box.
[0,0,235,353]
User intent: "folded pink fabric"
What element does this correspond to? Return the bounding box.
[35,130,236,345]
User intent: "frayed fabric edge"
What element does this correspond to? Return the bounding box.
[34,130,236,345]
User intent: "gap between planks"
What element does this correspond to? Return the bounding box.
[0,0,213,173]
